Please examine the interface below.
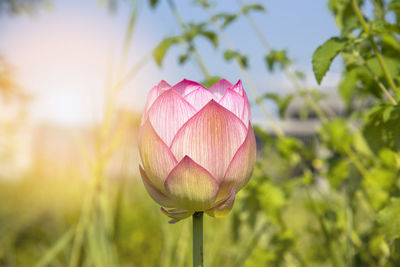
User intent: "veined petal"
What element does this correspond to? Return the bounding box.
[141,81,171,125]
[184,87,215,111]
[157,80,171,92]
[219,124,256,198]
[241,90,251,126]
[219,88,245,121]
[209,79,233,100]
[170,100,247,181]
[147,89,196,145]
[138,120,178,192]
[231,80,244,96]
[161,207,194,224]
[206,188,235,218]
[139,166,175,207]
[164,156,219,211]
[171,79,204,97]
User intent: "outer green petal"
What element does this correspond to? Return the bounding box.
[164,156,219,211]
[138,120,178,193]
[218,124,256,199]
[161,207,194,224]
[139,166,175,208]
[206,188,235,218]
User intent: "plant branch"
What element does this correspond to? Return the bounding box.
[234,0,375,182]
[351,0,398,101]
[205,9,284,137]
[167,0,210,79]
[356,51,397,105]
[237,0,331,123]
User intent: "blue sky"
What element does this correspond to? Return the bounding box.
[0,0,342,125]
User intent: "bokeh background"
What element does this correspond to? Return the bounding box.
[1,0,400,266]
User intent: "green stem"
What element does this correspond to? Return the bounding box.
[193,212,204,267]
[351,0,398,102]
[356,51,397,104]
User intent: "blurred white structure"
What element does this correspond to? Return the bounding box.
[263,93,345,141]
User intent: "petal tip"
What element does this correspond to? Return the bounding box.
[206,188,236,218]
[164,156,219,211]
[161,207,193,223]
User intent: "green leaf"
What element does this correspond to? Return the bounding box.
[352,131,373,157]
[201,76,222,88]
[178,53,189,65]
[198,31,218,47]
[339,69,358,105]
[326,159,349,189]
[363,105,400,153]
[389,0,400,19]
[328,0,358,33]
[196,0,212,8]
[364,56,399,81]
[312,37,347,84]
[149,0,159,8]
[379,148,399,169]
[378,198,400,243]
[382,34,400,52]
[153,37,182,66]
[260,93,294,118]
[318,119,353,153]
[223,50,248,68]
[265,50,291,72]
[258,181,286,223]
[364,168,396,209]
[276,137,304,165]
[212,13,238,29]
[242,3,266,14]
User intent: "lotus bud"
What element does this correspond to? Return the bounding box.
[138,79,256,223]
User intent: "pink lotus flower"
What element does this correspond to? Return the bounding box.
[138,79,256,223]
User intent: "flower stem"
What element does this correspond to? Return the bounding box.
[193,212,204,267]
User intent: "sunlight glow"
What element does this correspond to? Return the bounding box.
[2,9,119,126]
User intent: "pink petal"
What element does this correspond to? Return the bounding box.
[161,207,194,224]
[171,79,204,97]
[157,80,171,92]
[138,119,178,192]
[164,156,219,211]
[184,87,216,111]
[141,81,171,125]
[218,88,245,121]
[209,79,233,100]
[170,100,247,181]
[206,188,235,218]
[241,90,251,126]
[147,89,197,146]
[231,80,244,96]
[219,124,257,198]
[139,166,175,207]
